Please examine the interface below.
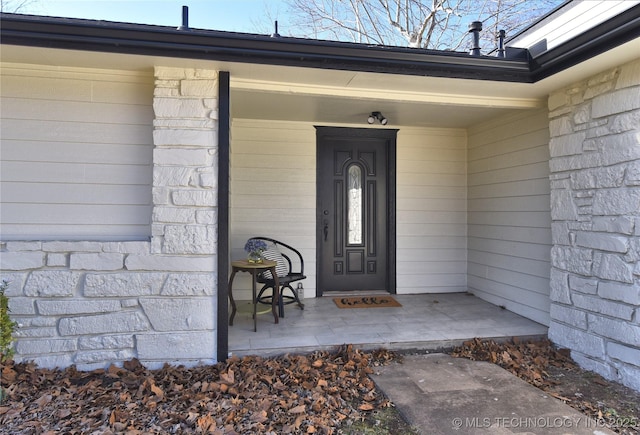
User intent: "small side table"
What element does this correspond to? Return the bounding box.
[228,259,280,332]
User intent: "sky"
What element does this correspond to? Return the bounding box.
[18,0,289,33]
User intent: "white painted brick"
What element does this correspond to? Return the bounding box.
[152,206,195,224]
[21,354,74,370]
[571,166,625,189]
[42,241,103,252]
[121,299,139,308]
[194,69,218,79]
[548,321,605,358]
[172,190,216,206]
[548,92,568,111]
[199,172,216,188]
[203,98,218,109]
[153,166,193,186]
[593,188,640,216]
[594,252,634,283]
[24,271,80,297]
[84,273,165,297]
[549,131,586,157]
[550,304,587,329]
[9,297,36,315]
[154,119,215,129]
[0,273,27,296]
[70,253,124,271]
[551,222,571,245]
[140,297,214,331]
[47,253,68,267]
[0,252,45,270]
[568,274,598,294]
[75,349,135,365]
[154,66,187,79]
[59,311,150,336]
[153,148,211,166]
[101,242,150,254]
[16,339,76,355]
[549,152,601,173]
[570,352,617,380]
[592,216,634,235]
[152,186,170,205]
[550,190,578,220]
[163,225,215,254]
[583,81,614,100]
[598,132,640,166]
[609,109,640,135]
[153,128,215,147]
[125,255,215,272]
[576,232,628,253]
[13,327,57,338]
[5,241,42,251]
[136,331,215,360]
[592,86,640,118]
[617,364,640,391]
[615,59,640,89]
[549,268,571,303]
[161,273,215,295]
[588,314,640,347]
[37,300,121,315]
[78,334,135,350]
[573,103,591,124]
[551,246,592,275]
[597,281,640,305]
[153,97,206,118]
[573,293,634,321]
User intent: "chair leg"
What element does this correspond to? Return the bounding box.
[284,284,304,311]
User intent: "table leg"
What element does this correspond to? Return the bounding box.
[251,270,258,332]
[270,267,281,320]
[228,269,238,326]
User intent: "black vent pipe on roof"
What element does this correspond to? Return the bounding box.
[271,20,281,38]
[469,21,482,56]
[497,29,506,57]
[177,5,189,31]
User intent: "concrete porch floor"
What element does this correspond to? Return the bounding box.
[228,293,548,357]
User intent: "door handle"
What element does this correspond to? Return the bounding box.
[323,220,329,241]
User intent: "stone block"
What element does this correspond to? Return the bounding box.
[152,207,195,224]
[154,66,187,79]
[163,225,215,254]
[153,128,215,147]
[598,132,640,166]
[121,299,139,308]
[0,273,27,296]
[549,153,601,173]
[196,209,216,225]
[548,92,568,111]
[153,97,206,118]
[571,166,625,189]
[549,131,586,157]
[597,281,640,305]
[59,311,150,336]
[550,246,592,275]
[70,253,124,271]
[570,352,617,381]
[617,364,640,392]
[549,268,571,303]
[5,241,42,251]
[593,188,640,216]
[8,297,36,315]
[592,86,640,118]
[194,69,218,79]
[615,59,640,89]
[575,232,628,253]
[78,334,135,350]
[101,242,150,254]
[568,274,597,294]
[609,110,640,135]
[588,314,640,346]
[199,172,216,188]
[23,354,74,370]
[47,253,68,267]
[152,187,170,205]
[125,255,216,272]
[136,331,215,360]
[180,79,218,96]
[24,271,80,297]
[592,216,634,235]
[607,342,640,366]
[37,299,121,315]
[0,252,44,270]
[153,148,211,166]
[13,327,57,338]
[551,222,571,245]
[548,321,605,359]
[75,349,136,365]
[549,303,587,329]
[140,297,214,331]
[573,293,634,321]
[16,338,77,355]
[154,119,216,129]
[153,166,193,186]
[583,81,614,100]
[172,190,216,206]
[42,241,103,252]
[162,273,215,295]
[84,273,166,297]
[550,190,578,221]
[594,253,634,283]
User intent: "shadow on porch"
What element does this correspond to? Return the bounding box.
[228,293,548,357]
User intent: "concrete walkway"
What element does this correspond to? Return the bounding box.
[371,353,614,435]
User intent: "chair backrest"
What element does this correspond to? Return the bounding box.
[250,236,304,275]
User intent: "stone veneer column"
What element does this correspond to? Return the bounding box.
[0,67,220,369]
[548,58,640,391]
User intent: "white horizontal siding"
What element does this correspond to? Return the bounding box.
[467,109,551,326]
[396,127,467,294]
[0,64,154,241]
[230,119,317,300]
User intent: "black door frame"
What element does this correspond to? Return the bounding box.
[315,126,397,296]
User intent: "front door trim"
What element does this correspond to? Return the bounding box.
[315,126,397,296]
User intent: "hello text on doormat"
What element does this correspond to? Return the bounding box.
[333,296,402,308]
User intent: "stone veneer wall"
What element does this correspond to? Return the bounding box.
[548,58,640,391]
[0,67,220,369]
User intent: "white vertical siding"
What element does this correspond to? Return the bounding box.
[467,109,551,325]
[396,128,468,293]
[230,119,317,299]
[0,64,154,240]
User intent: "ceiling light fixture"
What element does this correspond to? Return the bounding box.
[367,111,388,125]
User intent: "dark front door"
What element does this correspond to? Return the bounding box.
[316,127,397,295]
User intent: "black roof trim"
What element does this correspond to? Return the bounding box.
[1,6,639,84]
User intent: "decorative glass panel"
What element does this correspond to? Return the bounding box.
[347,165,362,245]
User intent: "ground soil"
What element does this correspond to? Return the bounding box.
[1,339,638,434]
